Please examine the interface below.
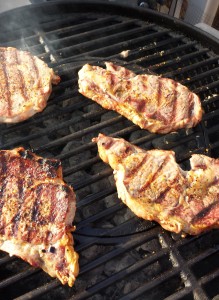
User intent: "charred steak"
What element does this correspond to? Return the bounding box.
[79,62,202,134]
[0,148,79,286]
[93,134,219,235]
[0,47,60,123]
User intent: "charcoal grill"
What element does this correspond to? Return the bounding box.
[0,1,219,299]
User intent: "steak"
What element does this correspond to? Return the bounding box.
[0,148,79,286]
[0,47,60,123]
[93,134,219,235]
[78,62,202,134]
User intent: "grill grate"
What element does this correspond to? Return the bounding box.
[0,2,219,300]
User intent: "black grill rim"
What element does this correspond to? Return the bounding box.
[0,0,218,54]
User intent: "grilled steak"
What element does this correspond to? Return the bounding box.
[78,62,202,134]
[93,134,219,235]
[0,148,79,286]
[0,47,60,123]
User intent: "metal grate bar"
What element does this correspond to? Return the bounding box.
[56,23,156,55]
[56,125,138,161]
[202,109,219,121]
[200,268,219,285]
[79,229,160,274]
[76,186,116,209]
[181,66,219,85]
[120,268,182,300]
[76,203,123,230]
[58,28,171,60]
[71,250,170,300]
[193,80,219,94]
[187,247,219,266]
[0,255,15,266]
[75,221,158,252]
[164,56,219,78]
[164,287,193,300]
[38,13,99,33]
[44,16,118,38]
[134,42,198,66]
[33,115,124,152]
[64,156,100,175]
[49,19,141,49]
[14,279,60,300]
[150,48,209,72]
[160,231,209,300]
[1,112,123,150]
[0,268,39,289]
[118,36,188,61]
[73,168,113,190]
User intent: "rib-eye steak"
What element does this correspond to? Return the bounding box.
[0,148,79,286]
[93,134,219,235]
[0,47,60,123]
[78,62,202,134]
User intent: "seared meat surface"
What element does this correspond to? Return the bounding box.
[0,148,79,286]
[79,62,202,134]
[93,134,219,235]
[0,47,60,123]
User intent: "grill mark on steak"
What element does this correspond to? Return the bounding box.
[37,158,61,178]
[0,51,12,116]
[157,77,162,108]
[31,185,44,223]
[15,50,28,102]
[28,53,41,90]
[0,154,8,230]
[148,79,170,124]
[0,152,8,177]
[154,175,179,204]
[147,78,162,122]
[100,138,114,150]
[0,190,6,230]
[187,93,195,119]
[139,156,170,193]
[169,80,178,123]
[125,154,148,179]
[0,154,7,225]
[48,185,58,223]
[191,201,219,225]
[11,157,25,236]
[154,186,172,204]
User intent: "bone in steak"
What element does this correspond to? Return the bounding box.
[93,134,219,235]
[78,62,202,134]
[0,47,60,123]
[0,148,79,286]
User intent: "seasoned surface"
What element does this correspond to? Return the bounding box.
[0,47,60,123]
[0,148,79,286]
[94,134,219,235]
[79,63,202,134]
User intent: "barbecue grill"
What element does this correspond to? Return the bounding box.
[0,1,219,299]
